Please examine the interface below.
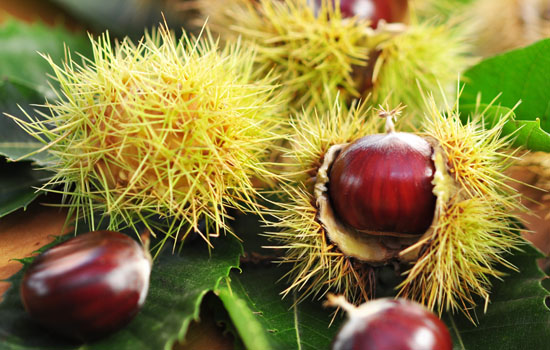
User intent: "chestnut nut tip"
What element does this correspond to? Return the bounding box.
[331,298,452,350]
[20,230,152,342]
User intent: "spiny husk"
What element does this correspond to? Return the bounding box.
[10,26,283,250]
[193,0,253,35]
[267,90,524,318]
[200,0,370,114]
[201,0,473,120]
[267,100,390,304]
[397,92,524,319]
[411,0,472,22]
[367,20,474,120]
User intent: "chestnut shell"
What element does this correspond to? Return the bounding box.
[329,132,436,236]
[332,298,452,350]
[20,230,151,341]
[313,0,409,28]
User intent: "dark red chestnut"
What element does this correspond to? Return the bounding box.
[328,113,436,236]
[313,0,408,28]
[20,230,151,341]
[331,297,452,350]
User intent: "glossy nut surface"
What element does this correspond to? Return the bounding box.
[20,230,151,341]
[332,298,452,350]
[313,0,407,27]
[329,132,436,235]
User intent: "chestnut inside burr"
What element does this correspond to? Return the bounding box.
[313,123,444,264]
[312,0,409,28]
[328,132,437,236]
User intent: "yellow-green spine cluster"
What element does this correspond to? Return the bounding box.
[200,0,473,120]
[399,93,523,318]
[12,26,283,251]
[266,91,524,318]
[267,100,384,304]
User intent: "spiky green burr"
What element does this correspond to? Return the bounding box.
[10,26,284,249]
[199,0,369,114]
[266,92,524,319]
[367,21,473,120]
[199,0,472,119]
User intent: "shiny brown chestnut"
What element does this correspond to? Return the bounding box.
[328,113,436,236]
[20,230,152,342]
[313,0,408,28]
[331,297,452,350]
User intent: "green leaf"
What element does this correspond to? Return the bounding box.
[0,78,54,217]
[459,104,550,151]
[445,243,550,350]
[0,159,52,218]
[0,78,49,163]
[0,234,243,350]
[460,39,550,150]
[0,19,92,98]
[0,19,93,163]
[216,213,341,349]
[217,265,342,350]
[228,214,550,350]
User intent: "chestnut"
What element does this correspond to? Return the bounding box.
[328,115,436,236]
[20,230,152,341]
[312,0,408,28]
[330,296,452,350]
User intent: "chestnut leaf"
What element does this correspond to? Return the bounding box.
[0,232,243,350]
[0,79,55,217]
[0,159,51,218]
[215,212,342,350]
[459,104,550,152]
[0,19,93,216]
[220,215,550,350]
[460,38,550,151]
[217,249,550,350]
[216,266,343,350]
[0,19,93,164]
[444,243,550,350]
[0,79,49,163]
[0,19,92,99]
